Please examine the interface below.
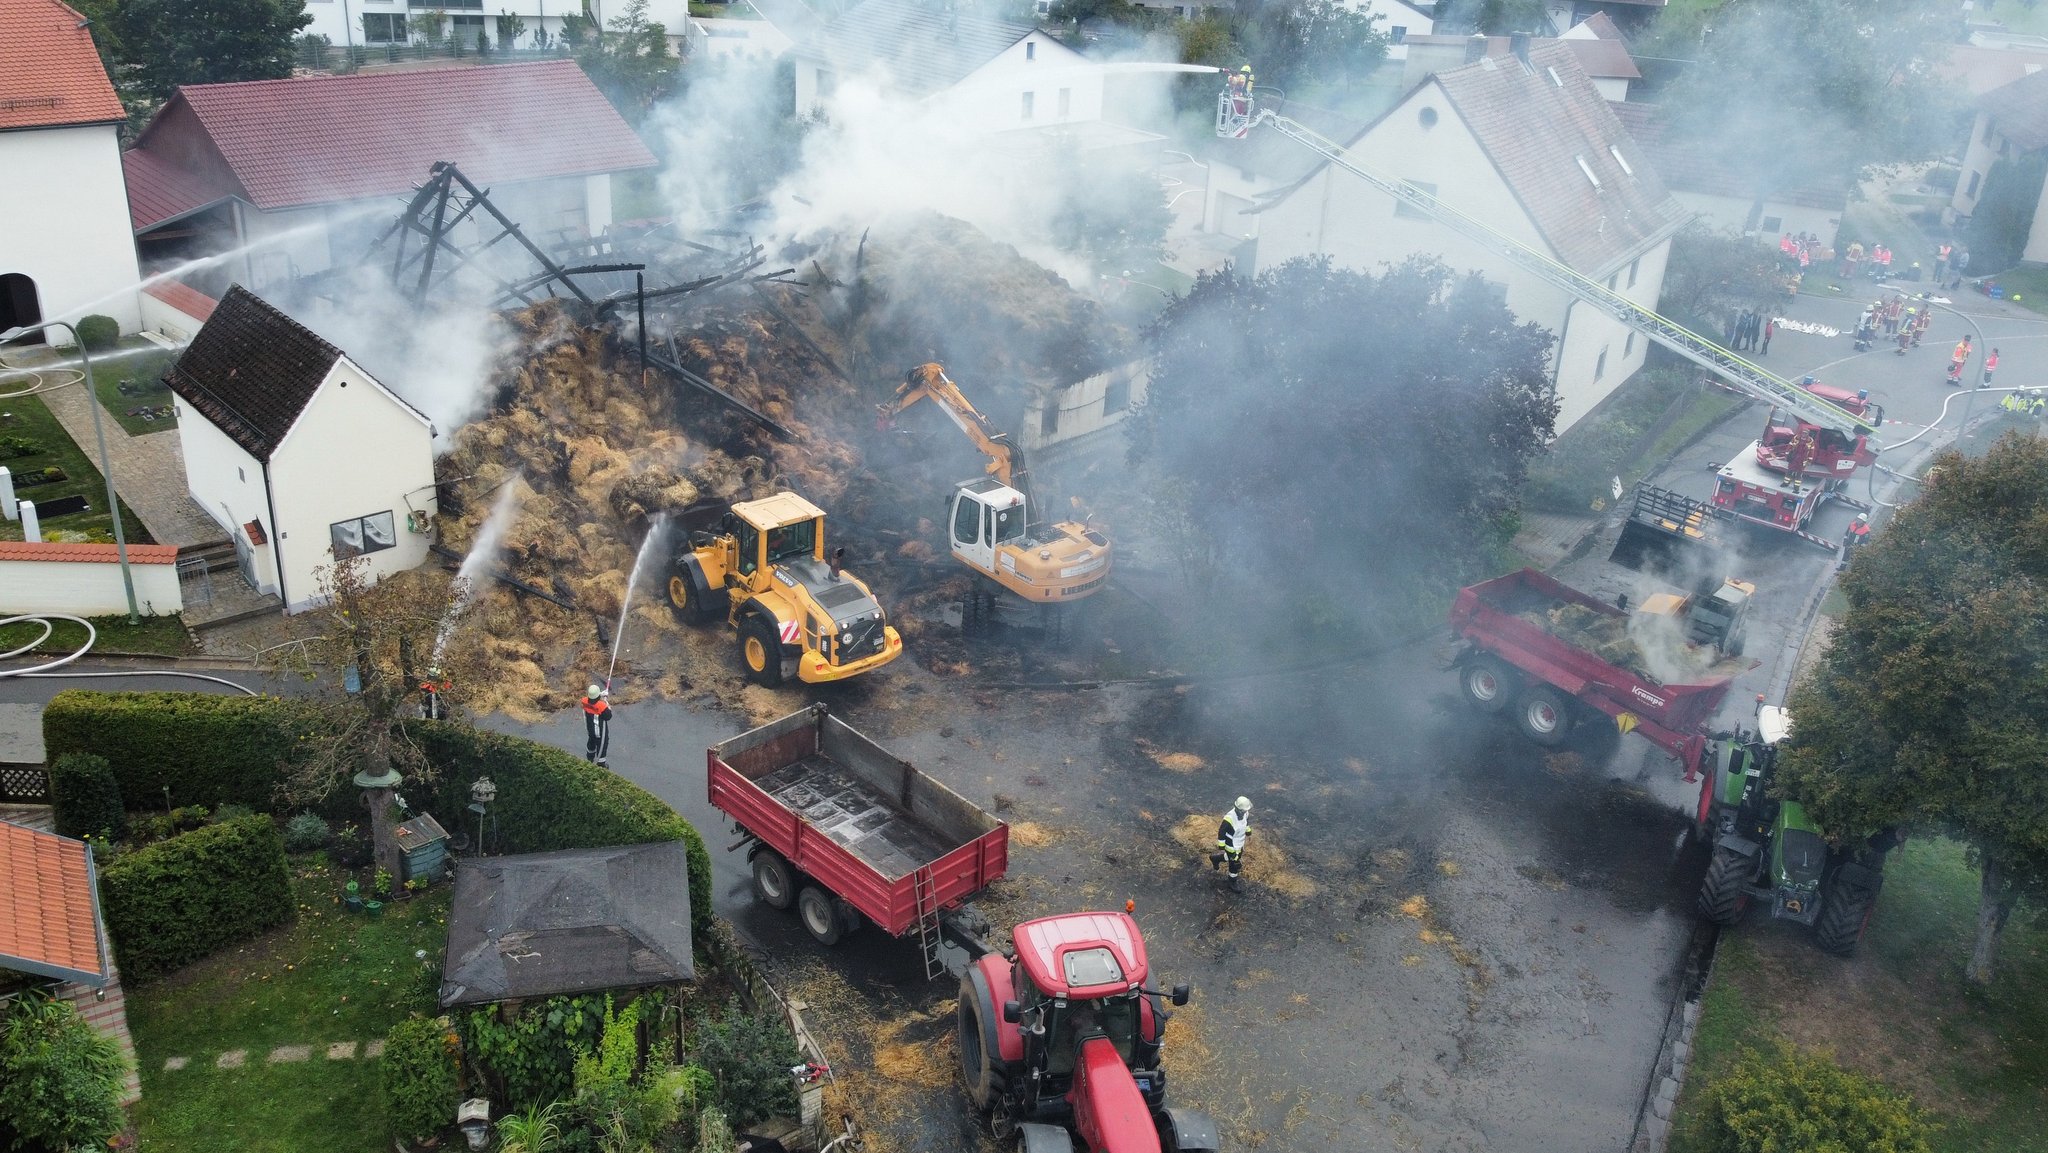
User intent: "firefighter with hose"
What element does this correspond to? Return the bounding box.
[581,683,613,766]
[1209,796,1252,887]
[418,666,450,721]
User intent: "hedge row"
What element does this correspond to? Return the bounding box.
[49,753,124,841]
[42,691,323,813]
[98,815,294,981]
[404,720,714,942]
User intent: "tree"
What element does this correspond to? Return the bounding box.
[1131,256,1557,635]
[1046,149,1172,272]
[112,0,312,102]
[0,992,129,1153]
[1661,223,1783,329]
[1430,0,1550,34]
[1235,0,1390,92]
[1964,151,2048,275]
[1653,0,1959,202]
[1777,432,2048,984]
[577,0,675,119]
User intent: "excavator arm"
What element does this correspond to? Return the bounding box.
[881,363,1038,509]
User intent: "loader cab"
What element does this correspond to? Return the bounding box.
[726,492,827,590]
[950,477,1028,575]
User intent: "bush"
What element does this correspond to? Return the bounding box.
[0,992,129,1152]
[459,992,607,1109]
[689,999,800,1129]
[1704,1041,1933,1153]
[283,811,331,851]
[49,751,123,841]
[74,314,120,351]
[212,802,255,822]
[380,1015,460,1143]
[0,434,44,459]
[42,690,323,812]
[98,814,293,980]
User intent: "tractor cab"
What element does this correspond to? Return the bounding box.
[1755,381,1880,478]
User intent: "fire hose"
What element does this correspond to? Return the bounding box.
[0,613,257,692]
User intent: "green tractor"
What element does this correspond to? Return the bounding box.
[1695,706,1894,956]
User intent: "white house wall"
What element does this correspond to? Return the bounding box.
[0,556,182,616]
[1335,0,1433,60]
[1667,190,1839,246]
[300,0,612,49]
[1548,235,1670,430]
[933,33,1101,130]
[1953,110,2000,218]
[171,394,281,598]
[0,124,142,333]
[2023,177,2048,263]
[266,359,435,612]
[1021,360,1151,453]
[687,16,793,60]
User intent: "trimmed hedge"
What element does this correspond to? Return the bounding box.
[98,814,294,981]
[380,1015,460,1143]
[42,691,323,812]
[1704,1041,1932,1153]
[49,752,124,841]
[75,314,120,352]
[405,720,714,942]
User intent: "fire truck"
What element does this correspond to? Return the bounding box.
[1218,89,1882,549]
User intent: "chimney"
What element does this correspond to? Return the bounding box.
[1464,33,1488,64]
[1510,32,1531,65]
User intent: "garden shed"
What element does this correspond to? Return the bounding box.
[437,842,695,1009]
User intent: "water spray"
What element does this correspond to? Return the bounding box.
[604,515,671,690]
[432,476,525,664]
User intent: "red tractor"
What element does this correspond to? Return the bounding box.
[956,911,1221,1153]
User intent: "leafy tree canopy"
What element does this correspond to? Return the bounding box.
[1131,256,1557,630]
[1778,432,2048,983]
[113,0,311,102]
[1431,0,1550,35]
[1662,223,1783,329]
[578,0,676,120]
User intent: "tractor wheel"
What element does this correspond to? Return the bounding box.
[1815,862,1885,957]
[667,574,702,624]
[750,850,796,910]
[1725,628,1746,659]
[739,617,786,687]
[1514,685,1574,747]
[1018,1125,1075,1153]
[1697,845,1753,926]
[1461,657,1516,714]
[796,886,844,946]
[956,974,1004,1112]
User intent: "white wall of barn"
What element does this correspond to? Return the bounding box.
[939,34,1102,130]
[266,359,435,612]
[172,393,282,599]
[0,124,142,333]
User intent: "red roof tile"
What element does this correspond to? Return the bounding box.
[133,61,657,213]
[122,147,241,231]
[0,823,108,986]
[0,540,181,564]
[142,280,218,322]
[0,0,123,130]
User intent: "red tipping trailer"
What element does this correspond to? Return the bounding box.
[1448,569,1737,781]
[709,704,1008,976]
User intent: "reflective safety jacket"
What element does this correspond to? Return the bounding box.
[1216,810,1249,855]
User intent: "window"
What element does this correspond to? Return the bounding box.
[994,503,1024,544]
[1026,41,1035,61]
[764,518,816,564]
[330,511,396,558]
[1575,154,1602,189]
[1760,215,1782,233]
[1967,170,1982,198]
[1058,87,1071,117]
[1595,347,1609,381]
[363,12,406,41]
[1609,145,1633,175]
[1628,257,1640,288]
[1041,402,1059,437]
[1417,106,1438,130]
[1021,91,1035,120]
[1103,372,1130,414]
[451,13,485,42]
[953,497,980,545]
[1625,332,1636,357]
[237,466,245,483]
[1985,117,1996,145]
[1390,24,1406,42]
[1393,179,1437,218]
[736,525,759,574]
[1036,0,1050,14]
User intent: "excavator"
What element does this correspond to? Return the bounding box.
[1216,82,1880,551]
[879,364,1112,621]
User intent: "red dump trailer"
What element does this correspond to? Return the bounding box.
[708,704,1008,975]
[1448,569,1737,781]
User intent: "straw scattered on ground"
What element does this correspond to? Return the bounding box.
[1169,815,1317,900]
[1137,739,1205,773]
[1009,821,1061,848]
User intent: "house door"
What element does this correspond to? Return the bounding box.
[225,506,258,588]
[0,274,41,342]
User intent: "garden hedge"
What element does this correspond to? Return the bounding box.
[97,814,294,981]
[380,1015,460,1143]
[1704,1041,1931,1153]
[42,691,322,812]
[404,720,714,942]
[48,752,123,841]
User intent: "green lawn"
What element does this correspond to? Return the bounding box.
[0,392,150,544]
[1979,264,2048,314]
[127,859,452,1153]
[0,613,193,657]
[1670,837,2048,1153]
[87,348,181,437]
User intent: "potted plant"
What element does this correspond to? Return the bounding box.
[374,867,394,899]
[343,879,365,914]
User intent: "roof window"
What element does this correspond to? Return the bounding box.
[1576,154,1602,189]
[1547,66,1563,87]
[1609,145,1634,175]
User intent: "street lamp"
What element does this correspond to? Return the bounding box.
[0,320,139,623]
[468,776,497,856]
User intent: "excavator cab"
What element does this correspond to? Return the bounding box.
[950,478,1029,577]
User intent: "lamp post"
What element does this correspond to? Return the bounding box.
[0,320,139,623]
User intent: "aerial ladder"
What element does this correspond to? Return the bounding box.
[1217,91,1877,549]
[879,363,1112,617]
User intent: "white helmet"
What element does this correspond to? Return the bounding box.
[587,683,604,698]
[1234,796,1252,813]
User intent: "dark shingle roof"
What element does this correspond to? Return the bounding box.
[1611,100,1848,210]
[1430,41,1684,272]
[794,0,1044,97]
[165,286,341,462]
[438,843,695,1008]
[1981,67,2048,152]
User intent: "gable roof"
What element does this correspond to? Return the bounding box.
[0,0,124,131]
[438,842,695,1007]
[794,0,1050,97]
[121,147,241,231]
[1937,44,2048,99]
[1210,98,1374,183]
[165,285,343,461]
[130,61,656,213]
[1405,33,1640,80]
[1611,100,1849,209]
[1424,42,1682,271]
[1981,67,2048,151]
[0,823,109,987]
[1569,11,1626,42]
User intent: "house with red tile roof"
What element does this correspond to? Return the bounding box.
[120,60,657,297]
[0,819,141,1104]
[1249,41,1689,432]
[0,0,144,340]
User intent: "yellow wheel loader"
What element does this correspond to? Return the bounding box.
[666,492,902,685]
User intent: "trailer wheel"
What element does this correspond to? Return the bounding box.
[797,886,844,946]
[957,974,1004,1112]
[1461,657,1516,713]
[750,851,796,910]
[740,617,787,687]
[1515,685,1574,746]
[1697,845,1752,926]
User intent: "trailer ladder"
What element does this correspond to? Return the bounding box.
[1244,110,1876,442]
[913,865,944,980]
